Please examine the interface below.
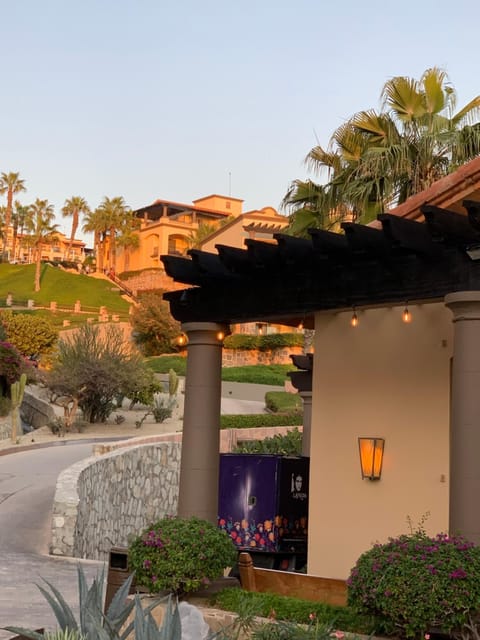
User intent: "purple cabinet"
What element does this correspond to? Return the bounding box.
[218,454,309,555]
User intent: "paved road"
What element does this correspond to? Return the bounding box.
[0,392,275,634]
[0,443,102,635]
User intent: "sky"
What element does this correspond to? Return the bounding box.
[2,0,480,244]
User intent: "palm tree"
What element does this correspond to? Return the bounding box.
[95,196,131,272]
[284,68,480,235]
[82,208,105,273]
[116,212,140,272]
[0,172,26,256]
[11,201,30,262]
[24,199,58,291]
[61,196,91,260]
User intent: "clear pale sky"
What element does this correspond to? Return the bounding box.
[2,0,479,243]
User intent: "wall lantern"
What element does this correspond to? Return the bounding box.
[358,437,385,480]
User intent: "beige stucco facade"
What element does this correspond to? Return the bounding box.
[308,302,452,579]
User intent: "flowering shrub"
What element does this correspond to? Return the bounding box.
[0,341,30,397]
[128,515,237,595]
[347,532,480,638]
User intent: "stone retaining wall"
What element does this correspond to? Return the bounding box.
[51,442,181,560]
[222,346,303,367]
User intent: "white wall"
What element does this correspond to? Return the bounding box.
[308,302,452,578]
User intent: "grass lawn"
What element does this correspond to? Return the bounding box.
[146,357,295,386]
[0,263,130,314]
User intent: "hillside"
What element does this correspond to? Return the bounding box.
[0,264,131,315]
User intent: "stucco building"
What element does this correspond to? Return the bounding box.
[116,194,288,273]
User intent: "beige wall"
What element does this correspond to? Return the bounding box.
[308,302,452,579]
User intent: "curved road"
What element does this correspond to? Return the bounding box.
[0,392,272,632]
[0,443,102,634]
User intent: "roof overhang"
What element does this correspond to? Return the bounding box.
[162,200,480,328]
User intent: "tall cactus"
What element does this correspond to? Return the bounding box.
[168,368,179,396]
[10,373,26,443]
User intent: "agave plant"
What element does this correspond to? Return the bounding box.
[2,564,182,640]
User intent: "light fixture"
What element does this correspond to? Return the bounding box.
[358,437,385,480]
[297,317,304,330]
[216,330,225,341]
[402,302,412,324]
[350,307,358,328]
[177,333,188,347]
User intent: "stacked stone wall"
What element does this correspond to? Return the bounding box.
[222,345,303,367]
[51,442,181,560]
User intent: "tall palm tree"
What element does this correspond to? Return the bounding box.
[11,201,30,262]
[0,172,26,255]
[284,68,480,236]
[82,207,106,273]
[61,196,91,260]
[24,199,58,291]
[116,211,140,272]
[95,196,131,272]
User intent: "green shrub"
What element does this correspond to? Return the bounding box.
[0,310,57,357]
[47,324,153,423]
[129,516,237,596]
[265,391,302,413]
[223,333,304,351]
[256,333,304,351]
[347,531,480,638]
[223,334,259,350]
[145,355,187,376]
[211,588,375,634]
[0,395,11,416]
[221,365,294,386]
[145,359,295,386]
[220,413,303,429]
[0,340,32,397]
[234,428,302,455]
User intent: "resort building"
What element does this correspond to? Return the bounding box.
[116,194,289,274]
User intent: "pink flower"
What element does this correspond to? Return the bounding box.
[309,613,316,621]
[425,635,431,640]
[331,632,345,639]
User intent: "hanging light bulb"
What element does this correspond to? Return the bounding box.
[216,330,225,341]
[297,318,304,330]
[350,308,358,328]
[402,303,412,324]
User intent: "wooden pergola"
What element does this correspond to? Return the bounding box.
[161,200,480,546]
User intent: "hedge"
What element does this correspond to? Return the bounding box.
[220,413,303,429]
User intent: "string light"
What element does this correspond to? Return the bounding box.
[402,302,412,324]
[297,318,304,330]
[216,331,225,341]
[350,308,359,328]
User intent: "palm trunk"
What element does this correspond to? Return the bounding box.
[67,211,79,259]
[34,247,41,292]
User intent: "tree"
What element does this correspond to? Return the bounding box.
[61,196,90,260]
[0,172,26,256]
[96,196,131,271]
[0,310,57,357]
[11,201,29,262]
[47,324,151,423]
[24,198,59,291]
[130,291,181,356]
[116,210,140,272]
[284,68,480,235]
[82,208,104,272]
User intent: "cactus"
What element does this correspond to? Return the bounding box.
[168,368,179,396]
[10,372,26,443]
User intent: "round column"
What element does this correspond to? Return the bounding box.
[445,291,480,543]
[178,322,229,523]
[299,391,312,457]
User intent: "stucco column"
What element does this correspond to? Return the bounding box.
[299,391,312,457]
[445,291,480,543]
[178,322,229,523]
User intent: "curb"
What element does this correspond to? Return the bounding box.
[0,437,130,457]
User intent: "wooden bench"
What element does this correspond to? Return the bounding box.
[238,552,347,606]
